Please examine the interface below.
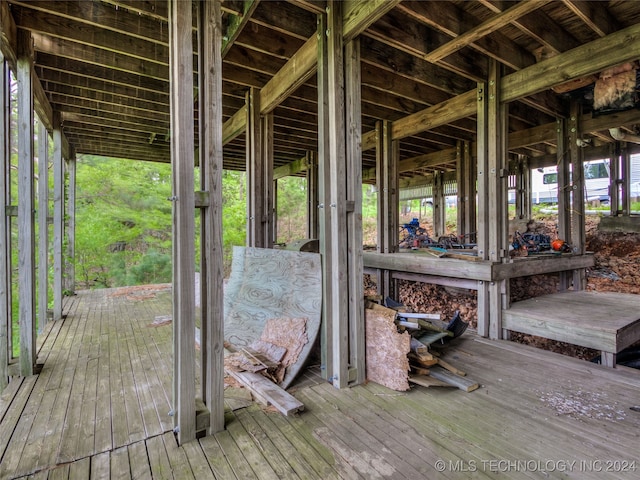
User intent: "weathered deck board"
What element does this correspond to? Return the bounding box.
[2,288,640,480]
[127,440,152,480]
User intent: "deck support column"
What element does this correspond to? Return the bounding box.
[318,2,362,387]
[620,142,631,216]
[306,151,319,239]
[609,143,621,216]
[514,155,531,220]
[246,87,266,247]
[376,120,399,300]
[17,29,36,376]
[1,56,10,389]
[37,121,49,334]
[64,156,76,295]
[262,112,274,248]
[345,38,365,386]
[569,102,586,290]
[433,170,445,238]
[197,0,224,436]
[477,60,509,339]
[557,118,572,291]
[169,0,196,445]
[461,141,476,243]
[52,114,64,322]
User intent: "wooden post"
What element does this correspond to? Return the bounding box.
[1,56,10,389]
[515,155,531,220]
[317,11,332,381]
[37,121,49,334]
[569,102,586,290]
[609,143,620,216]
[246,87,264,247]
[318,2,352,388]
[198,0,224,435]
[621,142,630,216]
[476,60,509,339]
[557,118,572,291]
[345,38,365,386]
[326,0,349,388]
[262,112,274,248]
[463,141,476,243]
[17,29,36,376]
[456,142,466,238]
[476,81,489,336]
[433,170,445,238]
[486,60,509,340]
[169,0,196,445]
[64,156,76,295]
[306,151,319,239]
[52,113,64,322]
[376,120,398,299]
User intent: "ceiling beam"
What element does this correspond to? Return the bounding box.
[502,21,640,103]
[561,0,617,38]
[424,1,550,64]
[222,0,260,57]
[342,0,401,42]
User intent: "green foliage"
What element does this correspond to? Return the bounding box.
[221,170,247,271]
[276,176,307,243]
[75,156,173,287]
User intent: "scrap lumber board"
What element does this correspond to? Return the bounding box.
[409,375,454,388]
[225,368,304,416]
[429,366,479,392]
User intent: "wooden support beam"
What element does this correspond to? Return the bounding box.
[37,120,49,334]
[376,120,399,301]
[317,11,332,382]
[52,114,64,322]
[260,35,317,115]
[262,112,274,248]
[221,0,259,58]
[198,0,224,435]
[502,22,640,103]
[462,142,476,244]
[569,102,586,290]
[306,151,318,239]
[64,157,76,295]
[245,87,265,247]
[17,28,36,376]
[0,56,10,389]
[325,1,349,389]
[342,0,401,42]
[169,0,196,445]
[456,143,466,239]
[345,38,365,386]
[562,0,616,38]
[424,1,549,64]
[391,90,477,143]
[432,171,445,238]
[487,61,509,340]
[222,109,246,146]
[273,154,310,180]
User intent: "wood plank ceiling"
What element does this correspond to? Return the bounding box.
[5,0,640,180]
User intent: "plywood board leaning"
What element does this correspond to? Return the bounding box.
[224,247,322,389]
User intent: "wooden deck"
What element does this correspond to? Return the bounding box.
[503,291,640,367]
[1,287,640,479]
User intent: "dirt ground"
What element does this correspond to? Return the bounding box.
[366,215,640,362]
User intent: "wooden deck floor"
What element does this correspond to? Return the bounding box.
[1,287,640,479]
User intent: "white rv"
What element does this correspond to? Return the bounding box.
[530,155,640,205]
